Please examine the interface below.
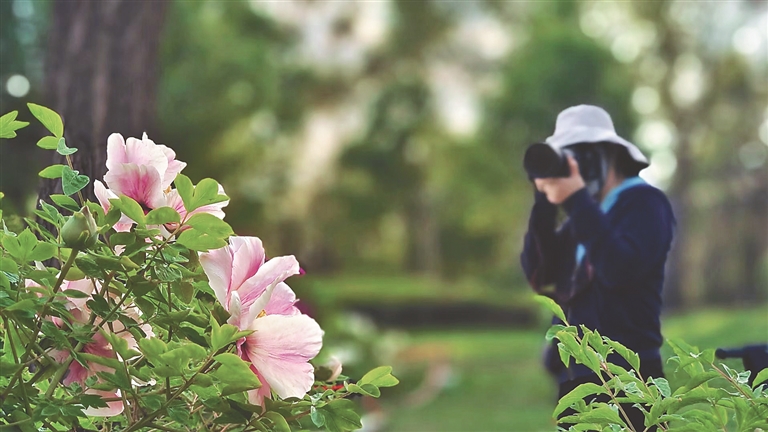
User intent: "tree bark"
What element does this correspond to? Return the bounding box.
[40,0,169,202]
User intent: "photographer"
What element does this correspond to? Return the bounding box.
[520,105,675,430]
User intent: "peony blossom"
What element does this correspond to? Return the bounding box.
[199,236,323,406]
[39,278,153,416]
[94,133,227,232]
[103,133,185,211]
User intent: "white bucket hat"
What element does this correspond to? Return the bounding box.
[545,105,649,168]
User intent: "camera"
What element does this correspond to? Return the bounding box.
[523,142,605,183]
[523,143,570,178]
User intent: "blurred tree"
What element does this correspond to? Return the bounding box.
[0,0,48,213]
[308,0,454,275]
[629,0,768,307]
[39,0,169,202]
[157,0,303,247]
[460,4,635,283]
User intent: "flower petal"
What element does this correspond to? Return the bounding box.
[227,291,242,327]
[104,164,165,210]
[199,244,235,307]
[157,143,187,188]
[228,237,266,296]
[263,282,300,316]
[93,181,134,232]
[105,133,128,171]
[83,389,123,417]
[124,135,168,176]
[246,364,272,407]
[238,255,300,311]
[244,314,323,400]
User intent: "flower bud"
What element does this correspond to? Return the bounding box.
[61,207,98,250]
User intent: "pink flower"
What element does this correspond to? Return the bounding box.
[164,185,229,225]
[95,133,227,231]
[43,279,153,416]
[103,133,185,211]
[199,237,323,405]
[93,180,134,232]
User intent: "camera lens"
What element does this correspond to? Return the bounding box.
[523,143,569,178]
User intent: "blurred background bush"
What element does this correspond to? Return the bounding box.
[1,0,766,430]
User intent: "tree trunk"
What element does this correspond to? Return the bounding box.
[40,0,169,202]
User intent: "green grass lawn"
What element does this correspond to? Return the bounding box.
[377,305,768,432]
[297,274,534,308]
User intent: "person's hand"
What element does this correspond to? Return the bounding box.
[534,156,585,205]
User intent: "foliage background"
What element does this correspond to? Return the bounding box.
[1,0,767,430]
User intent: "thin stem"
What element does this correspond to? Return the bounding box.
[52,247,79,295]
[593,371,637,432]
[566,331,637,432]
[600,365,666,432]
[0,418,32,429]
[711,363,758,409]
[44,340,85,399]
[149,423,183,432]
[25,247,80,353]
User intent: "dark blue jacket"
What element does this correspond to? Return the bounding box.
[521,185,675,382]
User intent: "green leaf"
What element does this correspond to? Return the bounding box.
[49,194,81,212]
[534,295,567,324]
[359,365,399,388]
[1,236,22,261]
[159,344,207,373]
[553,382,607,417]
[651,377,671,398]
[311,406,325,427]
[193,373,214,387]
[138,338,167,362]
[177,281,195,304]
[348,383,381,398]
[2,228,43,263]
[133,296,156,317]
[557,342,571,371]
[36,136,59,149]
[211,323,241,351]
[28,243,57,262]
[185,213,233,236]
[319,399,363,432]
[61,165,90,196]
[28,103,64,137]
[177,229,228,251]
[4,298,36,312]
[39,164,67,179]
[102,331,141,360]
[56,137,77,155]
[110,195,146,226]
[604,339,640,372]
[145,206,181,225]
[213,353,261,389]
[263,412,291,432]
[562,405,625,426]
[96,369,131,389]
[0,110,29,139]
[219,382,260,397]
[753,368,768,388]
[181,177,228,213]
[60,289,91,299]
[109,232,135,246]
[174,174,194,211]
[79,353,122,370]
[545,324,570,342]
[0,256,19,273]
